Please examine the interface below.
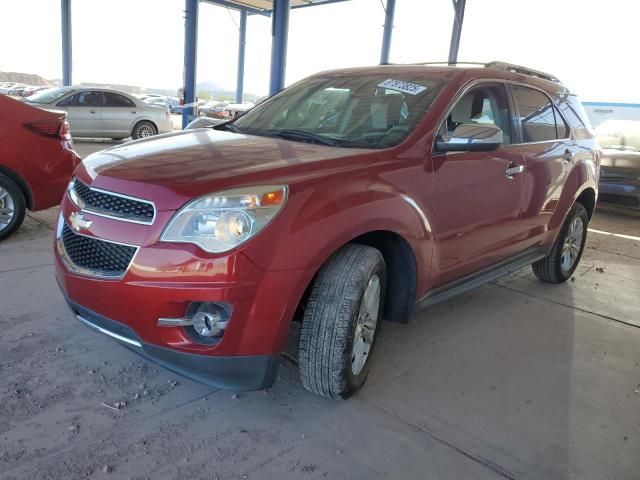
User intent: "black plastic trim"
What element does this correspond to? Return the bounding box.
[415,246,548,311]
[66,299,279,391]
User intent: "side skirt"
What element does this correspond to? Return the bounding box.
[414,247,548,312]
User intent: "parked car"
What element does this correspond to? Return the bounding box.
[148,96,182,114]
[221,102,254,119]
[22,85,50,97]
[55,62,598,399]
[199,101,228,118]
[25,86,173,140]
[0,95,80,240]
[596,120,640,209]
[0,83,23,95]
[7,84,29,96]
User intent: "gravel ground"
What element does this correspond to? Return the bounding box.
[1,148,638,479]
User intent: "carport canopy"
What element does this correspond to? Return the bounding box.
[59,0,468,128]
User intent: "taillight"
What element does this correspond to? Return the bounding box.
[60,121,72,141]
[24,120,72,142]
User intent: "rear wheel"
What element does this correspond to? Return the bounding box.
[299,244,386,399]
[0,175,26,241]
[131,121,157,140]
[532,203,588,283]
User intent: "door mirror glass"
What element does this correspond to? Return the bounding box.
[436,124,503,152]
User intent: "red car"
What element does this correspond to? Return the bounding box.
[0,95,80,240]
[55,62,599,399]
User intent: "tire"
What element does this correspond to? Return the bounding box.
[0,175,26,241]
[299,244,386,399]
[131,121,157,140]
[532,202,589,283]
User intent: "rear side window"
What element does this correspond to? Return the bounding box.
[104,92,135,108]
[511,85,557,142]
[553,105,570,138]
[558,95,594,140]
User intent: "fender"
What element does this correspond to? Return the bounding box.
[0,164,34,210]
[548,150,598,240]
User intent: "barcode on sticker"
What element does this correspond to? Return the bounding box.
[377,79,427,95]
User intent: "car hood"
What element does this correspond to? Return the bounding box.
[78,129,375,211]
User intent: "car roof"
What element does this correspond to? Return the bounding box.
[309,64,571,97]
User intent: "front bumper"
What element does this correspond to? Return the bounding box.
[67,299,279,390]
[598,181,640,209]
[54,199,307,390]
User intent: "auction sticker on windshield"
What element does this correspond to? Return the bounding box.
[377,79,427,95]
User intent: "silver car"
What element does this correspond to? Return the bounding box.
[25,86,173,139]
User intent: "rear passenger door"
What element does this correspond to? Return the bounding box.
[510,84,575,246]
[102,92,137,138]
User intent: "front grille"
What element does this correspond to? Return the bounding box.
[73,179,155,223]
[61,224,137,277]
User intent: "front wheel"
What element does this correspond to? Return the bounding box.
[0,175,26,241]
[131,121,157,140]
[299,244,386,399]
[532,202,589,283]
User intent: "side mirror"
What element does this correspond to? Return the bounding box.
[436,123,503,152]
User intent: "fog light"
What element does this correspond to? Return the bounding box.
[192,303,230,338]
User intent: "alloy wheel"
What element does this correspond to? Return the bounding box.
[351,274,381,376]
[0,187,15,232]
[138,125,155,138]
[561,216,584,272]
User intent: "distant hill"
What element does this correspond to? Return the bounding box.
[0,71,55,86]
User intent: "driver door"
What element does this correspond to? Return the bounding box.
[56,90,103,137]
[431,82,527,287]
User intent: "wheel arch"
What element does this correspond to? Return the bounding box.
[0,165,34,210]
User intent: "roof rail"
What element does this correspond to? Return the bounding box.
[484,61,561,84]
[403,60,562,84]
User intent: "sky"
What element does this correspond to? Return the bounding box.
[1,0,639,102]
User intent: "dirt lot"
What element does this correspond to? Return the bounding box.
[1,141,639,479]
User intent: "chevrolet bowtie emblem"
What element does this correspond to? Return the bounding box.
[69,212,92,232]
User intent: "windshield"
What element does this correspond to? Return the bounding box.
[25,86,74,104]
[232,73,444,149]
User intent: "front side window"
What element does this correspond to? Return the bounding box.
[104,92,135,107]
[440,83,513,144]
[512,85,558,143]
[232,73,445,149]
[76,91,101,107]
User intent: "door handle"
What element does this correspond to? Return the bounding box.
[505,164,524,179]
[89,110,96,114]
[131,111,137,114]
[562,149,574,162]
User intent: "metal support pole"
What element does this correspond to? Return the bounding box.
[448,0,466,65]
[236,10,247,104]
[182,0,199,129]
[61,0,72,86]
[269,0,290,96]
[379,0,396,65]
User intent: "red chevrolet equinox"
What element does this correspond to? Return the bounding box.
[55,62,599,399]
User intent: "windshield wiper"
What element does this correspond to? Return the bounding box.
[258,129,341,147]
[218,122,244,134]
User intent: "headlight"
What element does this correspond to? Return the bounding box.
[160,185,288,253]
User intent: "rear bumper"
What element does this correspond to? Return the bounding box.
[68,299,280,390]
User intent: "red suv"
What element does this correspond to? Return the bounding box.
[55,62,599,399]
